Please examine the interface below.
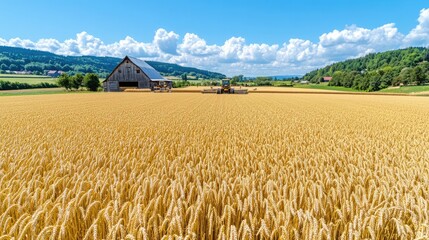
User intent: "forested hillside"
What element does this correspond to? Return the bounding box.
[0,46,225,79]
[303,47,429,91]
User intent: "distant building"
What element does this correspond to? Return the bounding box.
[103,56,172,92]
[322,76,332,82]
[300,80,310,84]
[47,70,64,78]
[13,71,32,75]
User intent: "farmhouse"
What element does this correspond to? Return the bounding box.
[47,70,64,77]
[103,56,172,92]
[322,76,332,82]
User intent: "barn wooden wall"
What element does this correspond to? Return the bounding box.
[105,60,151,91]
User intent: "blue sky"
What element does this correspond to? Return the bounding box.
[0,0,428,76]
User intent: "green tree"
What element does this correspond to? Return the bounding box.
[9,64,19,71]
[412,66,425,85]
[329,71,344,86]
[254,77,273,86]
[425,51,429,62]
[367,71,382,91]
[231,76,240,85]
[398,68,413,85]
[379,67,395,88]
[181,73,188,81]
[84,73,100,91]
[24,63,43,72]
[57,73,72,90]
[0,63,8,70]
[71,73,84,90]
[352,74,364,90]
[341,71,357,88]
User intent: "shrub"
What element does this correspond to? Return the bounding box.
[84,73,100,91]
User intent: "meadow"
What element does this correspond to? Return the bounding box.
[290,82,363,92]
[0,74,57,84]
[1,93,429,239]
[379,85,429,94]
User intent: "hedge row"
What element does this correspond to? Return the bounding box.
[0,80,58,90]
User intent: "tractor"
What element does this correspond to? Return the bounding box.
[202,79,248,94]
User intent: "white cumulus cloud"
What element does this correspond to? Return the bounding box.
[153,28,179,55]
[179,33,220,56]
[277,39,321,63]
[240,43,279,63]
[219,37,245,62]
[1,9,429,76]
[108,36,158,57]
[318,24,404,61]
[404,8,429,46]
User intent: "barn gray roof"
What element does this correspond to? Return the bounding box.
[128,57,170,81]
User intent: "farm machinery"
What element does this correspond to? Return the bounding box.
[152,81,172,92]
[202,79,248,94]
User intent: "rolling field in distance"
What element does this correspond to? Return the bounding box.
[1,93,429,239]
[0,74,105,85]
[379,85,429,94]
[0,74,57,84]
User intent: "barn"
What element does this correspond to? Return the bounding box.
[103,56,172,92]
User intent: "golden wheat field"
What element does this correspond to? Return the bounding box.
[1,93,429,239]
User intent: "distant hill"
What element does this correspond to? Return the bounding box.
[303,47,429,91]
[243,75,301,81]
[270,75,301,80]
[0,46,226,79]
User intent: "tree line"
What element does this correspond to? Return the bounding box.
[0,81,58,90]
[0,46,115,77]
[327,64,428,91]
[57,73,100,91]
[303,47,429,91]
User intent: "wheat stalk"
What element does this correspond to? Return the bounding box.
[0,93,428,239]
